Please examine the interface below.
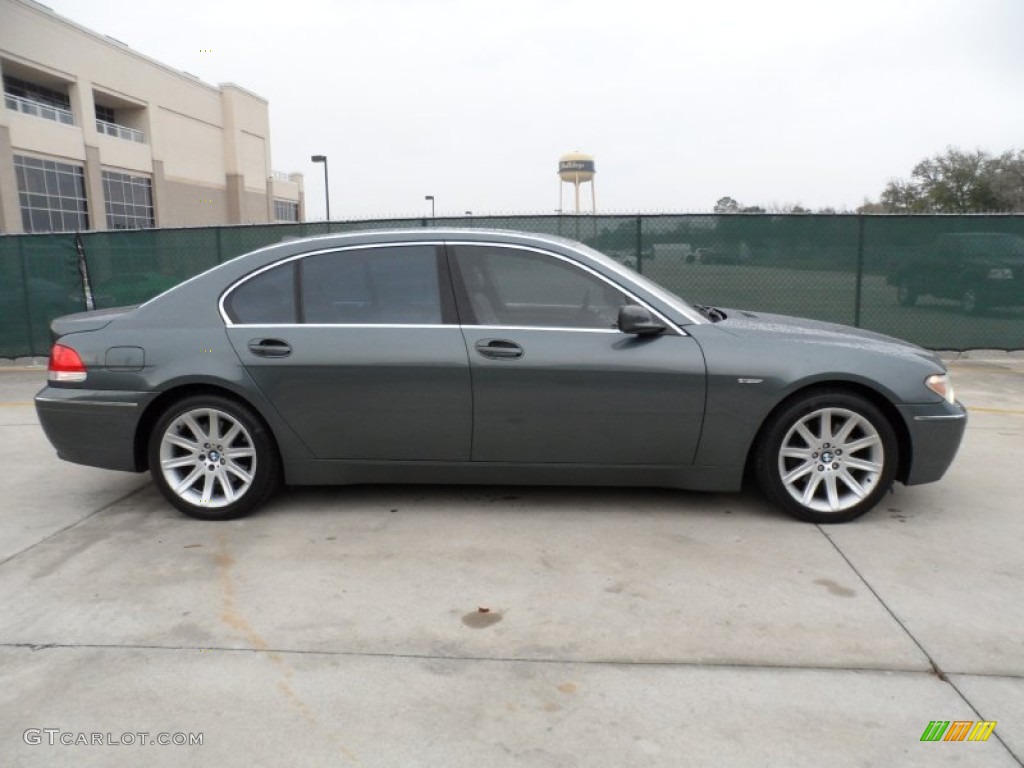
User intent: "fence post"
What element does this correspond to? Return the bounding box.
[17,237,37,357]
[635,214,643,274]
[853,214,865,328]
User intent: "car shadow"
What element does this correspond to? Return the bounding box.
[260,483,785,523]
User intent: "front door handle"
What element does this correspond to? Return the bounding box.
[475,339,524,360]
[247,338,292,358]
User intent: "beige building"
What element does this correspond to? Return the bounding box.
[0,0,303,234]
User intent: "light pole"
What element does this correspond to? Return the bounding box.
[425,195,435,219]
[311,155,329,221]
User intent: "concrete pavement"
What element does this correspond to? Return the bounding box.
[0,361,1021,767]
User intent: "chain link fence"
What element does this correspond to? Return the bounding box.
[2,214,1023,357]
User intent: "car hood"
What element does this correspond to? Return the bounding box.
[51,305,138,338]
[712,308,944,366]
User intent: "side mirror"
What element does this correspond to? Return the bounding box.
[618,305,666,336]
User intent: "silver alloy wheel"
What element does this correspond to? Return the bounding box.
[776,407,885,514]
[158,407,257,508]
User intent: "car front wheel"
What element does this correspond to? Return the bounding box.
[148,395,280,520]
[755,391,898,523]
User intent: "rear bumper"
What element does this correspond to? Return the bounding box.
[35,386,154,472]
[898,400,968,485]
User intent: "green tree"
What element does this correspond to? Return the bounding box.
[991,149,1024,211]
[911,148,998,212]
[714,196,740,213]
[879,178,928,213]
[872,146,1024,213]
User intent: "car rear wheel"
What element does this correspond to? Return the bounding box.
[148,395,280,520]
[755,391,898,523]
[896,276,918,306]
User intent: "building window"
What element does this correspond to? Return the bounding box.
[102,170,155,229]
[273,199,299,222]
[94,102,145,143]
[14,155,89,233]
[4,75,70,110]
[3,75,74,125]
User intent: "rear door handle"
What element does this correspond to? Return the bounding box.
[247,338,292,358]
[475,339,524,360]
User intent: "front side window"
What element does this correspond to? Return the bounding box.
[225,262,296,324]
[301,245,442,324]
[14,155,89,232]
[452,245,629,329]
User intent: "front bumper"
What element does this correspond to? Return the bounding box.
[979,279,1024,307]
[897,400,968,485]
[35,386,155,472]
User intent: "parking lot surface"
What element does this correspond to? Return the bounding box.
[1,358,1022,767]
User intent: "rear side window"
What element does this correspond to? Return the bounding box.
[225,263,296,324]
[301,245,442,324]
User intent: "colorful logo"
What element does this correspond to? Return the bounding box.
[921,721,997,742]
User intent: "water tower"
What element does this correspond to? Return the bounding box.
[558,151,596,214]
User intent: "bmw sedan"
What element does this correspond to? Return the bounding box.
[35,229,967,523]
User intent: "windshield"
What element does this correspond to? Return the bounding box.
[953,234,1024,258]
[570,242,707,324]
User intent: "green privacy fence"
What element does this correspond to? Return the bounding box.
[2,214,1023,357]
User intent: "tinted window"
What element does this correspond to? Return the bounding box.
[301,245,442,324]
[453,245,629,329]
[226,263,296,324]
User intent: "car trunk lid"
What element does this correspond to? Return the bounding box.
[50,305,138,341]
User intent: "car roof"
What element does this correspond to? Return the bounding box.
[264,227,586,251]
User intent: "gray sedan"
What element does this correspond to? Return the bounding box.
[35,229,966,523]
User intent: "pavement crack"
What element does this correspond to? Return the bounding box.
[816,525,944,676]
[0,483,150,570]
[0,640,990,676]
[942,675,1024,766]
[817,526,1024,767]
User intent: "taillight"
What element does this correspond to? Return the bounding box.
[48,343,87,383]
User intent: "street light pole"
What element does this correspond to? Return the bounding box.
[425,195,435,219]
[311,155,330,221]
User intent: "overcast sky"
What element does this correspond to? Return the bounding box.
[41,0,1024,220]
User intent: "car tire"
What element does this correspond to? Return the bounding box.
[896,276,918,307]
[148,394,281,520]
[961,283,985,315]
[755,390,898,524]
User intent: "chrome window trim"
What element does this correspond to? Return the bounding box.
[218,237,688,336]
[448,241,687,335]
[467,325,621,334]
[228,323,456,330]
[227,323,627,334]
